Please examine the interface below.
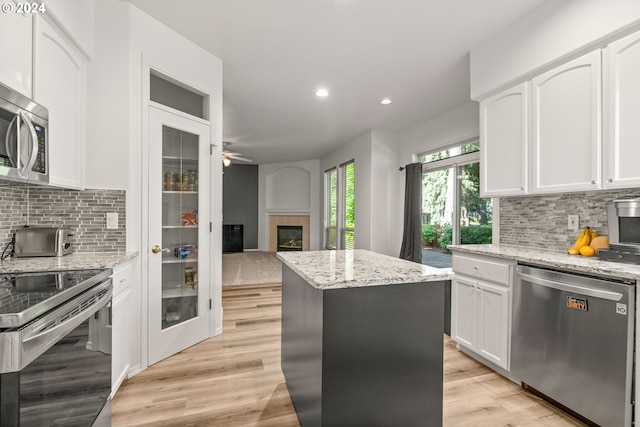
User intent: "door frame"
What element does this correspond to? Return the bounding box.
[139,57,223,371]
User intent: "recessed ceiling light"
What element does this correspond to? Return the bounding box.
[316,88,329,97]
[380,98,392,105]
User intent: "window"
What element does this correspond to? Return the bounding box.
[420,140,491,267]
[324,160,355,249]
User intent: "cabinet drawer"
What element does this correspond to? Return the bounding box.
[452,253,513,285]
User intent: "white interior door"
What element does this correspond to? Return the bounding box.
[148,106,210,366]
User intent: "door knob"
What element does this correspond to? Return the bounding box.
[151,245,170,254]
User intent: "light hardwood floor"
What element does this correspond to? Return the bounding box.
[112,284,585,427]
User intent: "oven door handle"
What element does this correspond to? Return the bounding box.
[18,281,113,371]
[516,271,623,301]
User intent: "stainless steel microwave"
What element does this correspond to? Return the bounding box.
[607,196,640,254]
[0,81,49,185]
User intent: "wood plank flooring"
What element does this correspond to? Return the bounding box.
[111,283,586,427]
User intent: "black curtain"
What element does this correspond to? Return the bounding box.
[399,163,422,263]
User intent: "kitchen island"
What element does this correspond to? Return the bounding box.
[277,249,452,427]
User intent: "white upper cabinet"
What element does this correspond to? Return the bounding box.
[603,30,640,189]
[0,7,32,96]
[33,16,86,189]
[480,82,528,197]
[531,50,602,194]
[45,0,95,59]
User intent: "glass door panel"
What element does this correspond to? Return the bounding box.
[161,125,199,329]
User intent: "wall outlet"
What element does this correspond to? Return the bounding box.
[107,212,118,229]
[568,214,579,231]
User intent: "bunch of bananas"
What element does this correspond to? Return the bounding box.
[568,226,597,256]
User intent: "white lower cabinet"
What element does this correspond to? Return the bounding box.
[451,253,513,371]
[111,261,133,397]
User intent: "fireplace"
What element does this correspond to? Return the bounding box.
[277,225,303,251]
[268,214,309,252]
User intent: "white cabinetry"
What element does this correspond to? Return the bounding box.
[0,6,32,96]
[531,50,601,194]
[451,253,514,371]
[480,82,528,196]
[33,16,86,189]
[603,30,640,189]
[111,260,133,397]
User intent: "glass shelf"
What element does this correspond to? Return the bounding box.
[160,124,200,330]
[162,257,198,264]
[162,285,198,299]
[163,191,198,195]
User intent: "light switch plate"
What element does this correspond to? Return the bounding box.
[107,212,118,229]
[568,214,579,231]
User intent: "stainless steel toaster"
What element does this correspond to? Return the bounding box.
[14,227,74,257]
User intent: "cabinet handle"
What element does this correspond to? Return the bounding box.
[608,178,614,183]
[591,180,596,185]
[520,186,524,191]
[473,266,479,272]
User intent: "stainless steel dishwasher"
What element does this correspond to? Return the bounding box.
[512,264,635,427]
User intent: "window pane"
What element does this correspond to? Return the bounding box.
[327,169,337,227]
[343,230,355,250]
[325,169,337,249]
[326,227,337,250]
[343,162,355,229]
[458,163,492,245]
[420,142,479,164]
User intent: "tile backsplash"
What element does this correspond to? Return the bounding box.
[0,186,126,254]
[499,189,639,251]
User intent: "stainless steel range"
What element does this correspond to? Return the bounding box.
[0,269,113,427]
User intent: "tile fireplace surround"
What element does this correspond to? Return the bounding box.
[268,215,310,252]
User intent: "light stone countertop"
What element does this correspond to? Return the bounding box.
[0,251,139,274]
[448,244,640,281]
[277,249,452,290]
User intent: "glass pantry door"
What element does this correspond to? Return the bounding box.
[148,106,210,366]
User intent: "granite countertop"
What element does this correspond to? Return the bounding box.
[0,251,138,274]
[448,244,640,281]
[277,249,452,290]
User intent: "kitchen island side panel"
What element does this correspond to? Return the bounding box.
[322,282,444,427]
[281,263,445,427]
[281,265,324,427]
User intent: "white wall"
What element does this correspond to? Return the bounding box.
[371,130,402,256]
[471,0,640,99]
[320,132,373,251]
[85,1,224,376]
[128,3,224,371]
[400,101,479,160]
[315,104,479,258]
[387,102,481,252]
[258,159,321,251]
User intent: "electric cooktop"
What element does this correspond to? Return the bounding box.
[0,269,111,329]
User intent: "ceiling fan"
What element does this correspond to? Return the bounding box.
[222,142,252,167]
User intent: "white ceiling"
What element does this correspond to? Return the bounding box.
[123,0,546,164]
